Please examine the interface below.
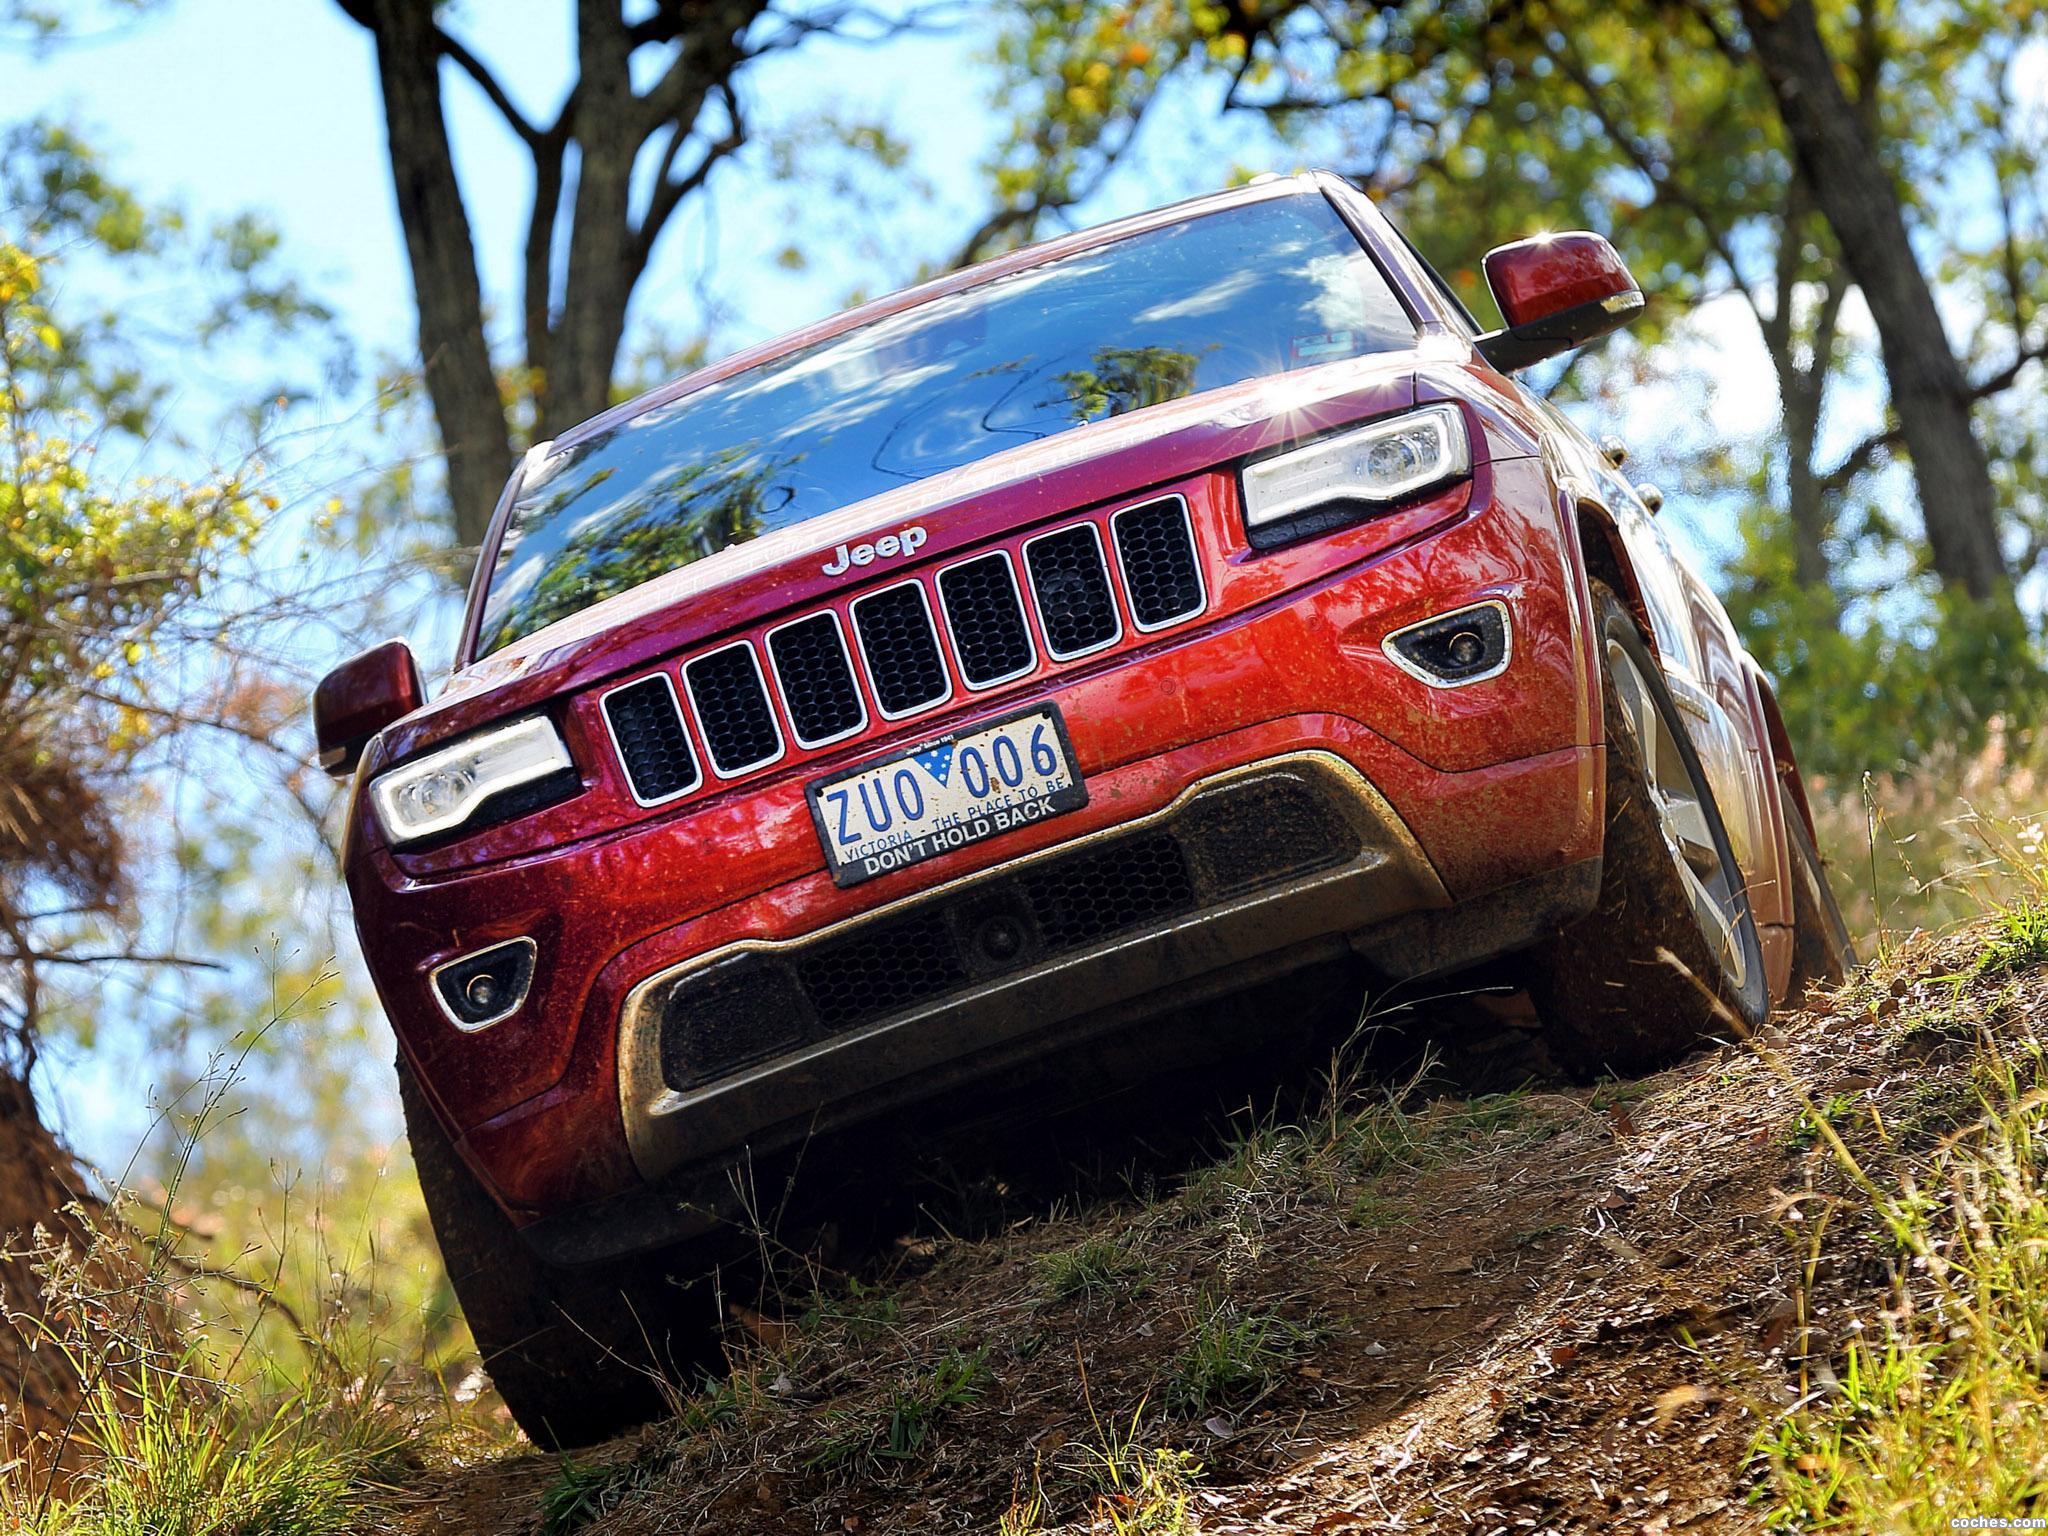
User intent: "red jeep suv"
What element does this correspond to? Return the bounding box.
[314,173,1851,1446]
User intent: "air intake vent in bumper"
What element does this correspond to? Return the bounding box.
[602,675,700,804]
[1112,496,1206,630]
[683,642,783,776]
[937,553,1035,687]
[655,768,1361,1090]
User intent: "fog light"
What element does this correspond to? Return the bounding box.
[432,937,537,1031]
[1384,601,1512,687]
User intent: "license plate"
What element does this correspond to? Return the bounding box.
[806,706,1087,887]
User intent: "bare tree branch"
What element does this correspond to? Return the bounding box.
[432,25,543,147]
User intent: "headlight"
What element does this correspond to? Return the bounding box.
[1240,404,1470,533]
[370,716,572,845]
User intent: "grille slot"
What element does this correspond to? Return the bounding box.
[1025,524,1121,659]
[683,642,783,776]
[937,553,1035,688]
[602,674,700,804]
[1111,496,1206,630]
[851,582,951,717]
[767,613,866,747]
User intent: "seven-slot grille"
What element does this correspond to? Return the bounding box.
[604,497,1206,802]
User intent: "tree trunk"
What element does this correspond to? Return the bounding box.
[1761,180,1839,614]
[542,3,640,436]
[1735,0,2009,603]
[1783,392,1834,599]
[352,0,516,552]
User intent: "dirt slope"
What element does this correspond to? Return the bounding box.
[397,934,2031,1535]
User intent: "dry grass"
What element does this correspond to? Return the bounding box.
[1809,719,2048,946]
[1749,836,2048,1531]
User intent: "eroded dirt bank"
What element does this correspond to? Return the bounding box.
[398,934,2037,1535]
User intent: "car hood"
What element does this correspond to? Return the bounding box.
[372,351,1473,770]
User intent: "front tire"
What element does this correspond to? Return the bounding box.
[1527,585,1769,1075]
[399,1062,723,1449]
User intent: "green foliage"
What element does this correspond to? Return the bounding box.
[1164,1299,1315,1415]
[1756,1019,2048,1531]
[30,1352,397,1536]
[1727,523,2048,782]
[1056,1405,1205,1536]
[800,1276,902,1342]
[985,0,2048,782]
[538,1447,670,1536]
[0,240,264,928]
[1972,899,2048,980]
[1036,1234,1149,1305]
[2,120,343,439]
[1,246,261,685]
[807,1347,988,1476]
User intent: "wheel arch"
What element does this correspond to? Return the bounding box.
[1749,664,1820,846]
[1571,499,1658,654]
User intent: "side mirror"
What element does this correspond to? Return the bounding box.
[1476,231,1644,373]
[313,640,423,778]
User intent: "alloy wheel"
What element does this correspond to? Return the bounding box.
[1605,640,1750,993]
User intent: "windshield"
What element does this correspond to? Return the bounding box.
[476,193,1414,655]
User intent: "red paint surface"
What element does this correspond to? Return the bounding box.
[327,176,1808,1230]
[313,638,422,771]
[1483,231,1640,330]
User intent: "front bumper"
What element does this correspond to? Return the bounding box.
[518,749,1597,1267]
[619,751,1445,1184]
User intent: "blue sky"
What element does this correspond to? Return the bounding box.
[11,1,1007,376]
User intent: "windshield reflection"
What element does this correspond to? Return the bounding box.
[478,194,1414,654]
